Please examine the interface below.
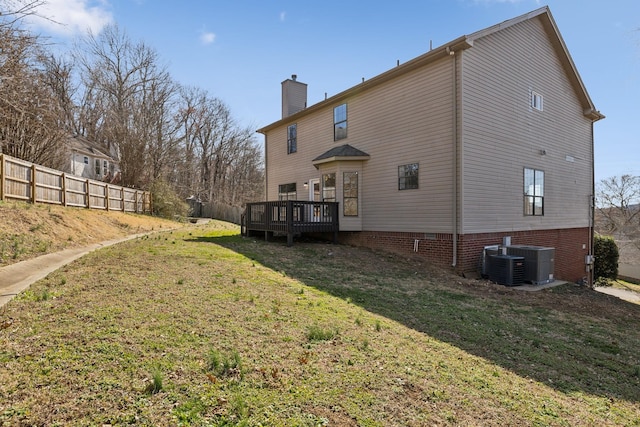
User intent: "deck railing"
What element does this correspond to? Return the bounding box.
[243,200,339,246]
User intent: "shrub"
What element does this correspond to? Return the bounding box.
[149,180,189,219]
[594,235,619,281]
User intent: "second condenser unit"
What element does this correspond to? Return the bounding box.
[505,245,555,285]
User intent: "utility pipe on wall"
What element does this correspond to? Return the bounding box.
[450,47,458,268]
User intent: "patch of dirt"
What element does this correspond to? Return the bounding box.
[0,200,181,266]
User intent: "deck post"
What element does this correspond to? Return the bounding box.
[286,200,294,246]
[334,202,340,244]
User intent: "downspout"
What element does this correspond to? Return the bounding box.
[450,47,458,268]
[588,121,595,287]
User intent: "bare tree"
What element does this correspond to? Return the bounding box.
[0,5,265,210]
[172,85,207,197]
[170,88,263,206]
[596,174,640,253]
[41,54,80,134]
[0,20,67,168]
[76,24,173,188]
[0,0,45,29]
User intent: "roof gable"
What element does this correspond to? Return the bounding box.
[466,6,603,121]
[67,135,116,161]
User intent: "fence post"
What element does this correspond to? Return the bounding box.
[0,153,4,201]
[30,164,37,204]
[105,184,110,211]
[61,173,66,207]
[121,187,125,212]
[86,179,91,208]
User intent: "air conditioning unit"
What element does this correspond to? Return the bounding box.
[506,245,555,285]
[481,245,500,277]
[488,254,525,286]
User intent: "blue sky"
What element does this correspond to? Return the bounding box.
[25,0,639,183]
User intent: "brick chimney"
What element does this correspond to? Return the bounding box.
[281,74,307,118]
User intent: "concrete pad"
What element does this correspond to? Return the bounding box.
[511,280,567,291]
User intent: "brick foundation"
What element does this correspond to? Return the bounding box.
[336,228,590,283]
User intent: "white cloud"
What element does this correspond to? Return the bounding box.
[27,0,113,36]
[200,31,216,45]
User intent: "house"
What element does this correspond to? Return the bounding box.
[253,7,604,283]
[66,134,120,183]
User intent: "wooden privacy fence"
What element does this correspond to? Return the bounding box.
[0,153,151,213]
[201,201,243,225]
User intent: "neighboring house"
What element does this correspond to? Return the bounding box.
[255,7,604,283]
[66,134,120,183]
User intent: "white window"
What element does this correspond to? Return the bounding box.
[333,104,347,141]
[524,168,544,216]
[531,91,543,111]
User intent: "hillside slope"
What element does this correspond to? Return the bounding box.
[0,200,180,267]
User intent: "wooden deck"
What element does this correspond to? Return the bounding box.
[242,200,339,246]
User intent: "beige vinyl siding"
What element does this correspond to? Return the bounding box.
[354,58,454,233]
[460,17,593,234]
[265,57,456,233]
[265,109,334,201]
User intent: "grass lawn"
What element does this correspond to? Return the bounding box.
[1,221,640,426]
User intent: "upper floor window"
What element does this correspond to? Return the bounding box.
[103,160,108,176]
[278,183,297,200]
[524,168,544,216]
[334,103,347,141]
[531,91,543,111]
[83,156,89,164]
[287,124,297,154]
[398,163,419,190]
[95,159,101,175]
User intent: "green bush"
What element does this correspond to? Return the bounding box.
[594,235,619,281]
[149,180,189,219]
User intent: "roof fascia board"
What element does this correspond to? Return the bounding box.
[258,37,472,134]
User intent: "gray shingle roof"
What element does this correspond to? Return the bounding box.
[312,144,370,162]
